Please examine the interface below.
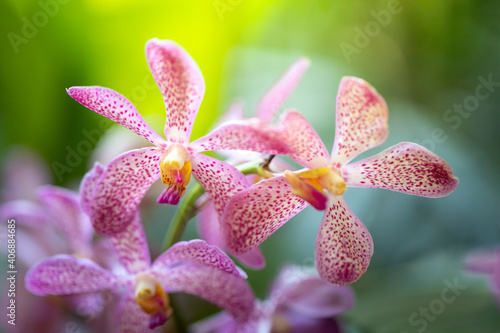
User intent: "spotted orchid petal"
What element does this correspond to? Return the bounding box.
[89,147,162,235]
[67,86,168,148]
[315,196,374,286]
[115,290,160,333]
[276,110,330,169]
[145,39,205,144]
[80,162,105,215]
[108,212,150,275]
[159,263,255,322]
[341,142,459,197]
[256,58,310,123]
[0,200,51,227]
[198,202,266,270]
[25,255,124,296]
[188,120,291,155]
[37,185,93,256]
[331,77,388,167]
[191,153,250,216]
[221,176,308,254]
[151,240,244,278]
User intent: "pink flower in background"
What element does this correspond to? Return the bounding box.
[191,265,355,333]
[26,208,255,331]
[465,248,500,307]
[197,58,309,269]
[67,38,290,236]
[221,77,459,286]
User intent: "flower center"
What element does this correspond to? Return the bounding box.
[283,167,346,210]
[158,144,192,205]
[271,313,292,333]
[134,273,173,329]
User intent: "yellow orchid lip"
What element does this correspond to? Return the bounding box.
[134,274,173,329]
[158,145,192,205]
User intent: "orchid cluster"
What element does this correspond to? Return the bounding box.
[3,38,460,332]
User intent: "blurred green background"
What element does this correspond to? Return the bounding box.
[1,0,499,332]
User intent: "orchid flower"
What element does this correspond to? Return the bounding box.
[465,248,500,307]
[26,183,255,332]
[67,38,290,236]
[191,265,354,333]
[221,77,459,286]
[197,58,309,269]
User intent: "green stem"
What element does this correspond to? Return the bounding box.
[161,159,262,251]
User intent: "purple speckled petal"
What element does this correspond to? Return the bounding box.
[159,263,255,322]
[108,212,150,275]
[188,120,291,155]
[341,142,459,197]
[25,255,123,296]
[276,110,330,169]
[80,162,105,215]
[315,196,373,286]
[256,58,310,123]
[191,153,250,216]
[89,147,162,235]
[331,77,388,167]
[115,290,159,333]
[146,39,205,144]
[37,185,93,256]
[0,200,51,227]
[197,202,266,270]
[67,86,168,148]
[151,239,244,278]
[221,176,308,255]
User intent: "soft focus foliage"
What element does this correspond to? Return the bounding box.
[1,1,500,332]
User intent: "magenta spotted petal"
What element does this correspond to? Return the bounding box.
[89,147,162,235]
[315,196,373,286]
[221,176,308,254]
[80,162,105,214]
[25,255,123,296]
[67,86,168,149]
[331,77,388,166]
[152,240,245,278]
[146,39,205,144]
[115,290,158,333]
[342,142,459,197]
[159,263,254,322]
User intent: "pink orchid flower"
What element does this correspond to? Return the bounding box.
[67,38,290,236]
[465,248,500,307]
[221,77,459,286]
[26,169,255,332]
[191,265,355,333]
[197,58,309,269]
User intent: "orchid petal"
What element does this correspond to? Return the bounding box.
[80,162,105,215]
[188,120,291,155]
[115,290,158,333]
[37,185,93,256]
[25,255,123,296]
[341,142,459,197]
[89,147,162,235]
[465,249,498,274]
[146,38,205,144]
[108,212,151,275]
[276,110,330,169]
[0,200,51,227]
[159,263,255,322]
[315,196,373,286]
[221,176,308,254]
[151,239,244,278]
[191,153,250,216]
[331,77,388,166]
[67,86,168,148]
[256,58,310,123]
[198,202,266,270]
